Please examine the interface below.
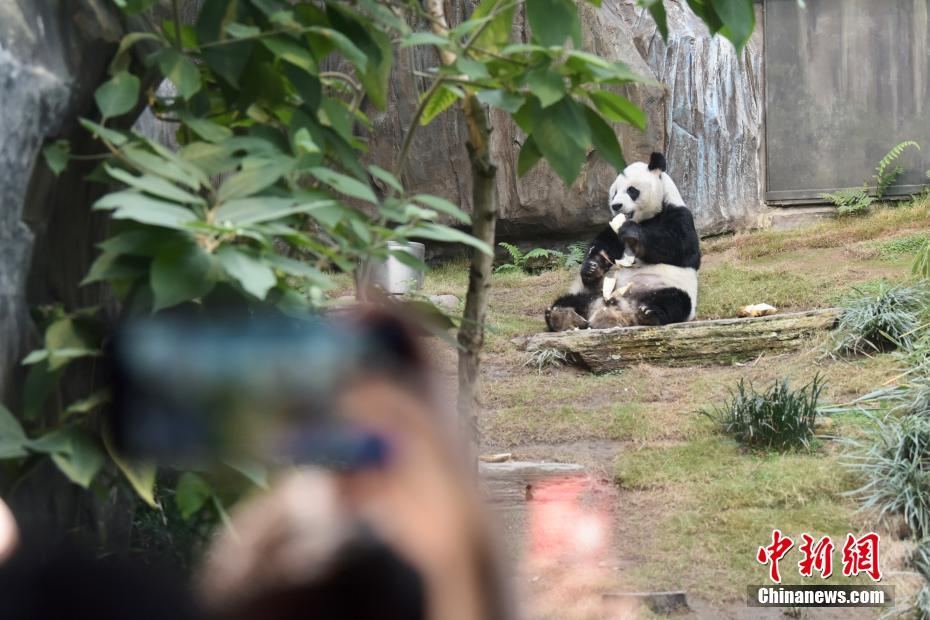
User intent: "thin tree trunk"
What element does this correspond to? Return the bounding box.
[424,0,498,457]
[457,98,497,457]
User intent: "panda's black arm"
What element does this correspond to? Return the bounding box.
[580,226,626,285]
[619,207,701,269]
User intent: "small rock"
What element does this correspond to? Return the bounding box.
[430,294,460,311]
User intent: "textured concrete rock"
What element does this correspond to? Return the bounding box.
[624,1,766,235]
[363,0,766,241]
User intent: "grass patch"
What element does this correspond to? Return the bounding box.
[701,376,824,451]
[616,438,864,599]
[703,198,930,260]
[831,284,930,355]
[844,413,930,538]
[488,401,654,444]
[878,233,930,260]
[697,263,818,319]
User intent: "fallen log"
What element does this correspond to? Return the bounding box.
[516,308,841,373]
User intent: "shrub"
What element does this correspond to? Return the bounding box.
[843,414,930,538]
[702,375,824,451]
[832,284,930,355]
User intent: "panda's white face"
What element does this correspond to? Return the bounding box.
[607,161,665,223]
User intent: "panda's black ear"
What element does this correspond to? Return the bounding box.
[648,152,667,172]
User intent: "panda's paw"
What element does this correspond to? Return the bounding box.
[636,305,660,326]
[546,306,588,332]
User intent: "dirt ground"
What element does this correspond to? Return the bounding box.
[419,203,930,619]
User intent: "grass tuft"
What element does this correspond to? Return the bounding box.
[832,284,930,355]
[843,413,930,538]
[702,375,824,451]
[523,348,569,373]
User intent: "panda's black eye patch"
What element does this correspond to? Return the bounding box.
[626,186,640,201]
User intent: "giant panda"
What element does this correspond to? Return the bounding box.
[545,153,701,331]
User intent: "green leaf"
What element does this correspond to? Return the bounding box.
[175,472,211,519]
[284,64,321,110]
[217,157,295,202]
[21,350,48,365]
[476,89,524,113]
[94,71,140,119]
[265,254,331,287]
[643,0,669,40]
[22,361,59,421]
[110,32,161,76]
[225,22,260,38]
[525,68,565,108]
[517,135,543,176]
[30,428,105,488]
[152,48,201,99]
[0,404,28,459]
[79,118,129,147]
[261,36,317,73]
[369,165,403,193]
[104,165,205,205]
[531,98,590,185]
[309,167,377,203]
[420,84,463,126]
[222,458,268,488]
[710,0,755,50]
[401,32,448,48]
[588,90,646,129]
[103,431,157,507]
[214,196,335,226]
[293,127,321,155]
[307,26,367,72]
[179,114,233,143]
[407,223,492,255]
[112,0,157,14]
[526,0,579,47]
[65,390,111,416]
[471,0,515,51]
[456,57,490,80]
[216,246,277,299]
[150,239,216,310]
[43,140,70,176]
[93,191,199,230]
[122,143,206,190]
[413,194,471,224]
[82,251,147,285]
[45,318,99,371]
[583,105,625,171]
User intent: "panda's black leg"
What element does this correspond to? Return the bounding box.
[635,288,692,325]
[546,293,594,331]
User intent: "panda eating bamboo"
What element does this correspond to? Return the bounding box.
[545,153,701,331]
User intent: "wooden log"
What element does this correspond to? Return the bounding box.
[480,461,585,508]
[517,308,841,373]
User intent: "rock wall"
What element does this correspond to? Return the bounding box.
[367,0,766,240]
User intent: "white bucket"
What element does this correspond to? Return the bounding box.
[366,241,425,294]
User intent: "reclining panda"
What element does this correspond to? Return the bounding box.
[545,153,701,331]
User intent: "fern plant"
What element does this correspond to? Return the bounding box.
[875,140,920,196]
[563,241,588,269]
[495,242,564,274]
[823,141,921,216]
[821,186,873,216]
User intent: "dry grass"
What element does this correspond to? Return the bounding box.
[703,197,930,260]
